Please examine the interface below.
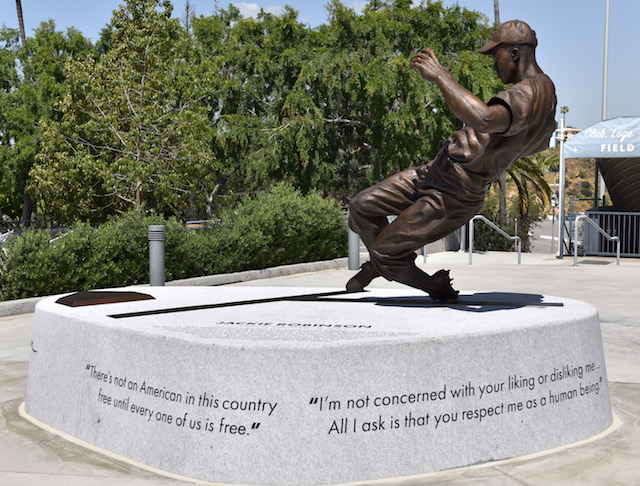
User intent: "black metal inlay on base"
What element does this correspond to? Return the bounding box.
[108,290,563,319]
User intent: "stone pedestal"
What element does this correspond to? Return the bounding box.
[24,287,612,485]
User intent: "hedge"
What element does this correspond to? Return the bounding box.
[0,183,347,301]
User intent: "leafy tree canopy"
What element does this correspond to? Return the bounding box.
[0,21,93,218]
[3,0,503,224]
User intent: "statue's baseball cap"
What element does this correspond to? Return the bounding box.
[478,20,537,54]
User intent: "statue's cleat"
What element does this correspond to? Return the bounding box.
[427,269,459,303]
[346,261,379,292]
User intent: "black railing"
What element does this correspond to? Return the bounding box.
[583,210,640,257]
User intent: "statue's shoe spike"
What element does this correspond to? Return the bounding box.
[428,269,459,303]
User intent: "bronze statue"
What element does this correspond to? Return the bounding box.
[347,20,557,302]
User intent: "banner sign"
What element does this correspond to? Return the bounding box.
[564,117,640,158]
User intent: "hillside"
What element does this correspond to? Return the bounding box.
[544,150,607,215]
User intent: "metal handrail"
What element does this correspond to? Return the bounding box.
[574,215,620,266]
[468,215,521,265]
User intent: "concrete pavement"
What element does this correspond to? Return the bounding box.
[1,250,639,485]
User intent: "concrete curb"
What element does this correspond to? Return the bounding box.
[0,296,44,318]
[0,257,349,318]
[165,257,349,287]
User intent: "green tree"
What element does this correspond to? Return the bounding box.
[190,1,500,207]
[29,0,215,223]
[25,0,502,222]
[191,5,316,212]
[0,22,93,221]
[252,1,500,198]
[0,27,20,219]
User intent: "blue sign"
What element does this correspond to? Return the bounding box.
[564,117,640,158]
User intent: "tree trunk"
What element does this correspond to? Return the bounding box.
[493,0,500,25]
[206,166,240,217]
[498,173,507,225]
[16,1,33,224]
[182,0,195,35]
[15,0,26,48]
[21,195,34,226]
[135,136,142,206]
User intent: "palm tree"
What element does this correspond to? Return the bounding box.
[491,1,509,225]
[15,0,35,225]
[507,153,553,251]
[15,0,26,48]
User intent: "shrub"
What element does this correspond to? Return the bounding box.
[0,184,347,300]
[473,190,543,252]
[216,182,347,271]
[0,229,73,300]
[580,180,593,198]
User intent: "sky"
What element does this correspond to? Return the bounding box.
[3,0,639,130]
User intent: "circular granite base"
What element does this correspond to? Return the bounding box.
[25,287,612,485]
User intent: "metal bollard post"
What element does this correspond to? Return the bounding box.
[348,228,360,270]
[148,225,165,286]
[468,218,474,265]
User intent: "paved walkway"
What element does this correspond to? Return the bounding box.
[1,251,639,485]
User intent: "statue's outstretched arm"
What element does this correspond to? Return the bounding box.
[410,48,510,134]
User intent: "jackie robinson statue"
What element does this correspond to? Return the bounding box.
[347,20,557,302]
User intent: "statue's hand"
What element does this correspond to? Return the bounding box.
[410,48,450,82]
[446,126,491,162]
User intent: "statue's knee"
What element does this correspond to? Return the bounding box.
[348,199,360,229]
[349,192,369,213]
[348,192,374,225]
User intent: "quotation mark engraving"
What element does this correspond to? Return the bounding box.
[251,423,260,430]
[309,397,331,411]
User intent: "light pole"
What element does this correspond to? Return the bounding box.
[602,0,610,121]
[599,0,610,202]
[557,107,569,258]
[550,181,559,254]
